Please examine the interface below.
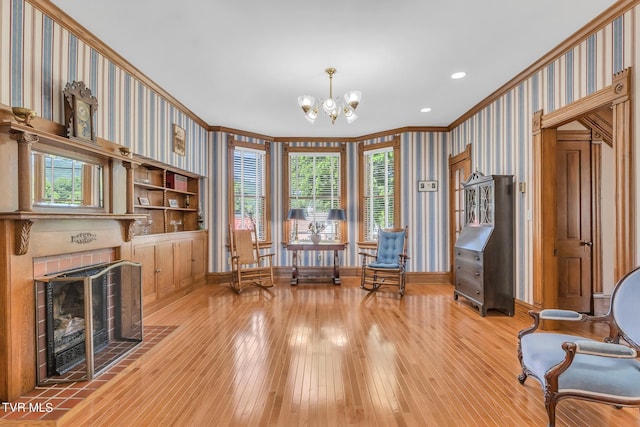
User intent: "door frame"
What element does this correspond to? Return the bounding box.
[531,68,633,309]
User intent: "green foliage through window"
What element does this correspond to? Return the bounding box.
[43,156,83,205]
[288,152,341,239]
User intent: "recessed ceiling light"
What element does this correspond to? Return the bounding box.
[420,107,432,113]
[451,71,466,79]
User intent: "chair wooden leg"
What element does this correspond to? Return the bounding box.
[545,395,557,427]
[360,267,373,291]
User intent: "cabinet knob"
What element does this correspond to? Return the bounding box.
[155,269,161,273]
[475,256,480,261]
[457,266,460,270]
[475,272,480,276]
[475,290,480,294]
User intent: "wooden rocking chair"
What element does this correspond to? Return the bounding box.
[228,222,275,293]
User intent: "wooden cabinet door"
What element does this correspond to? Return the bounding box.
[155,241,175,298]
[191,235,206,284]
[176,238,194,288]
[134,243,158,306]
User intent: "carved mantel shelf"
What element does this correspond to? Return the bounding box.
[0,212,147,255]
[0,121,140,163]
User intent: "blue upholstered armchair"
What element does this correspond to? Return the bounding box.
[517,266,640,427]
[359,226,409,296]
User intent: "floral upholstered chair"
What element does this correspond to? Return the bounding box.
[359,226,409,296]
[517,266,640,427]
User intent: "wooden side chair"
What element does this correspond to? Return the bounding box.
[228,222,275,293]
[359,226,409,296]
[517,266,640,427]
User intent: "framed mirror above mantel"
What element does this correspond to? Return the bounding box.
[0,117,146,255]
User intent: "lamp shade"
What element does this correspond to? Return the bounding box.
[327,208,347,221]
[287,208,307,220]
[343,91,361,110]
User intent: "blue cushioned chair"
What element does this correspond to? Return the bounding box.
[517,266,640,427]
[359,226,409,296]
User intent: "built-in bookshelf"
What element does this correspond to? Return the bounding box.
[133,163,201,235]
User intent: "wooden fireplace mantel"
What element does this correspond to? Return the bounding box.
[0,116,148,255]
[0,212,146,255]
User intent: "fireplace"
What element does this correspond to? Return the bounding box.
[35,260,143,384]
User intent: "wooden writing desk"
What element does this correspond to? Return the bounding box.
[285,242,347,285]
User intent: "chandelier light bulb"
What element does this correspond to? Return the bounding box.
[323,98,336,113]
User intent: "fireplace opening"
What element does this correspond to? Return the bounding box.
[35,260,143,384]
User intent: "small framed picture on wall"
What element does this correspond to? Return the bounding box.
[418,180,438,192]
[173,124,186,156]
[138,197,150,206]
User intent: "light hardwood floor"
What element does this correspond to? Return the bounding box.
[58,279,640,427]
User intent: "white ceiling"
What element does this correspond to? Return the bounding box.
[50,0,616,138]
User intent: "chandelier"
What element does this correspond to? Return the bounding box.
[297,68,361,125]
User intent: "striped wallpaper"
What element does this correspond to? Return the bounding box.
[4,1,639,305]
[0,0,208,175]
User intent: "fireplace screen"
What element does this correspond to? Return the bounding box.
[35,260,143,384]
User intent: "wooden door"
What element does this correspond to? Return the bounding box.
[449,145,472,272]
[556,139,592,312]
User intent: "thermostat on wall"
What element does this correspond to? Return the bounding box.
[418,180,438,192]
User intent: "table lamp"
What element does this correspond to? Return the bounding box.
[287,208,306,242]
[327,208,347,241]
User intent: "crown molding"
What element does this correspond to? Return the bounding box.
[209,126,274,142]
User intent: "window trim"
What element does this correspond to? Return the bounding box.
[227,138,272,244]
[283,143,347,244]
[358,136,401,243]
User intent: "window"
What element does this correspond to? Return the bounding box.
[359,138,400,241]
[228,139,271,241]
[284,145,345,242]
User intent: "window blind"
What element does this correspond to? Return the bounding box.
[363,147,394,241]
[233,147,266,240]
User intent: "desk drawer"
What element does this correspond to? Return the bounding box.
[454,248,483,266]
[455,263,484,303]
